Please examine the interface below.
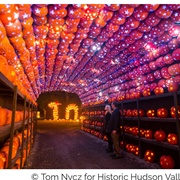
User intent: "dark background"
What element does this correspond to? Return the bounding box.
[36,91,82,119]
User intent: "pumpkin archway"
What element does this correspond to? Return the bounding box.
[65,104,79,120]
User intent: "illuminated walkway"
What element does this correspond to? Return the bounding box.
[24,120,158,169]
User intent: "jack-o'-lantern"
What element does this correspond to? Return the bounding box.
[0,151,6,169]
[170,106,180,118]
[0,107,8,126]
[145,129,153,139]
[154,86,164,95]
[167,133,178,145]
[160,155,175,169]
[146,109,156,118]
[157,108,168,118]
[144,150,155,163]
[154,130,166,142]
[167,82,179,92]
[142,88,151,96]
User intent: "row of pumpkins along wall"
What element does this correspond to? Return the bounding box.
[0,125,32,169]
[82,47,180,106]
[123,142,175,169]
[122,106,180,118]
[81,126,176,169]
[0,55,37,106]
[0,106,34,126]
[82,106,180,118]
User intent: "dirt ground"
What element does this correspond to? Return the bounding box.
[24,120,159,169]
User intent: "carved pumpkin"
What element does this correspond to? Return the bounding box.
[160,155,175,169]
[142,88,151,96]
[154,130,166,142]
[1,142,18,167]
[126,109,133,117]
[134,146,139,156]
[167,82,179,92]
[0,55,8,76]
[6,110,12,125]
[131,126,138,136]
[146,109,156,118]
[157,108,168,118]
[144,150,155,163]
[6,65,16,83]
[145,129,153,139]
[170,106,180,118]
[132,109,144,117]
[0,107,8,126]
[16,133,23,146]
[154,86,164,95]
[140,128,145,137]
[139,109,145,117]
[167,133,178,145]
[0,151,6,169]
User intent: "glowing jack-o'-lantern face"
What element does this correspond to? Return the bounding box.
[167,133,178,145]
[160,155,175,169]
[144,150,155,163]
[170,106,180,118]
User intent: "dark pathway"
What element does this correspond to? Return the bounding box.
[24,120,158,169]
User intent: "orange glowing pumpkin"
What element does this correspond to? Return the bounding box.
[170,106,180,118]
[154,130,166,142]
[144,150,155,163]
[157,108,168,118]
[154,86,164,95]
[146,109,156,118]
[6,110,12,125]
[160,155,175,169]
[0,55,8,75]
[1,144,14,168]
[145,129,153,139]
[167,133,178,145]
[0,107,8,126]
[6,65,16,83]
[0,151,7,169]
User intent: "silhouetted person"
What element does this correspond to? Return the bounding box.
[107,101,123,159]
[104,105,113,153]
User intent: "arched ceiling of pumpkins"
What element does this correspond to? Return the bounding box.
[0,4,180,106]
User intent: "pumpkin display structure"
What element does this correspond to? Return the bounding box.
[154,130,166,142]
[159,155,175,169]
[167,133,178,145]
[144,150,155,163]
[0,3,180,169]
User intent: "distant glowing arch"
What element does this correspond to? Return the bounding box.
[65,104,79,120]
[48,102,61,120]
